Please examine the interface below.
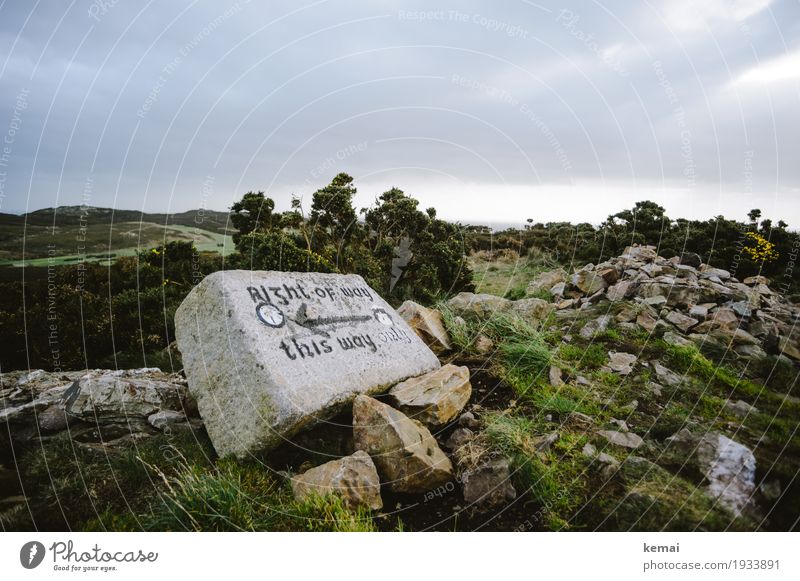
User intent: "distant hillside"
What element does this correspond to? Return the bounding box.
[0,206,235,264]
[0,205,232,232]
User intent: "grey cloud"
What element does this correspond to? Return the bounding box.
[0,0,798,224]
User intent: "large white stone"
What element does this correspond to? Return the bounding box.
[175,270,441,457]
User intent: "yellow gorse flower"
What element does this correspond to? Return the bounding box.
[742,231,779,263]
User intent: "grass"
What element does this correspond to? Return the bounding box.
[3,429,384,532]
[0,221,233,266]
[135,457,379,532]
[483,412,588,529]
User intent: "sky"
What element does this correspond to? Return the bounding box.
[0,0,799,227]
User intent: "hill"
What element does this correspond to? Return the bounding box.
[0,206,234,264]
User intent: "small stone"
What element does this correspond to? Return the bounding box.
[571,270,608,295]
[689,305,708,319]
[663,331,693,347]
[549,366,564,387]
[397,301,453,350]
[725,399,758,418]
[445,427,474,450]
[447,292,512,319]
[743,275,769,286]
[291,451,382,510]
[665,429,755,516]
[606,352,637,375]
[511,298,555,321]
[550,282,566,297]
[597,430,644,449]
[527,269,567,294]
[389,364,472,428]
[644,295,667,307]
[473,334,494,354]
[652,362,682,387]
[147,410,186,430]
[665,310,699,333]
[459,411,480,430]
[580,315,611,339]
[353,395,453,493]
[37,405,72,432]
[730,301,753,318]
[460,457,517,512]
[610,418,629,432]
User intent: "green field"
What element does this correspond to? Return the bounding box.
[0,221,234,267]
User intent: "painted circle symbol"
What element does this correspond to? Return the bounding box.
[256,302,285,328]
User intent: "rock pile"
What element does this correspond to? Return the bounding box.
[0,368,199,448]
[526,244,799,363]
[289,363,517,512]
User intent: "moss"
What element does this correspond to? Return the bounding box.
[592,458,754,531]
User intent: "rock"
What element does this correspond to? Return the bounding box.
[36,405,73,432]
[62,372,186,423]
[571,270,608,295]
[147,410,186,430]
[743,275,769,286]
[458,411,480,430]
[388,364,472,428]
[734,344,767,359]
[700,266,731,281]
[643,295,667,308]
[445,427,474,450]
[708,308,740,330]
[606,352,637,375]
[550,282,566,298]
[652,362,682,387]
[607,280,635,301]
[460,457,517,512]
[549,366,564,387]
[730,301,753,318]
[679,252,702,268]
[352,395,453,493]
[725,399,758,418]
[290,450,382,510]
[638,281,700,308]
[689,305,708,320]
[615,305,639,322]
[665,430,756,516]
[555,298,576,310]
[710,327,759,346]
[527,269,567,294]
[597,267,619,284]
[175,271,440,457]
[663,331,693,347]
[610,418,629,432]
[473,334,494,354]
[397,301,452,350]
[511,298,555,321]
[636,311,659,333]
[447,292,512,318]
[580,315,611,339]
[665,310,698,333]
[676,264,698,279]
[777,336,800,361]
[597,430,644,449]
[622,245,657,262]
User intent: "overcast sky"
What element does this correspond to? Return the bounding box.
[1,0,799,226]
